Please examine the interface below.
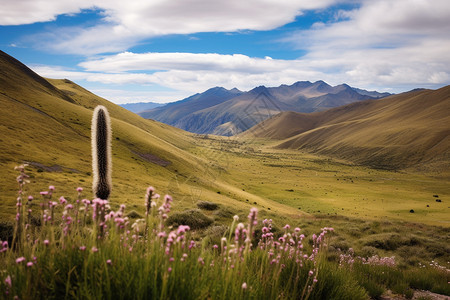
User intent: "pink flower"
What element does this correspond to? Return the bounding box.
[106,259,112,265]
[168,267,172,273]
[76,187,83,193]
[48,185,55,191]
[189,240,196,250]
[4,275,11,287]
[91,246,98,253]
[177,225,190,235]
[27,262,33,267]
[16,257,26,263]
[40,191,49,196]
[80,246,86,251]
[308,270,314,276]
[43,239,50,246]
[283,224,290,230]
[242,282,247,290]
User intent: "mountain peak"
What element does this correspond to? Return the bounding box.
[292,81,313,88]
[250,85,269,93]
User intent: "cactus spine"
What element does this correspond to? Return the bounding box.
[91,105,112,200]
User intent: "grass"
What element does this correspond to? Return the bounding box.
[191,135,450,227]
[1,166,449,299]
[1,168,367,299]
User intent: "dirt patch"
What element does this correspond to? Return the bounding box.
[132,151,171,167]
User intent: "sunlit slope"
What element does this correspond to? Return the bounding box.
[244,87,450,171]
[0,50,303,221]
[0,51,217,216]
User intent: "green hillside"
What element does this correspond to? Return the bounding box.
[243,87,450,173]
[0,50,299,221]
[0,51,228,218]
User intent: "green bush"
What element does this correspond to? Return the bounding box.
[196,201,219,211]
[166,209,214,229]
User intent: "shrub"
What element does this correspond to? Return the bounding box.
[166,209,214,229]
[213,207,235,219]
[196,201,219,211]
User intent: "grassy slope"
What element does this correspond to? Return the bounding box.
[0,51,299,222]
[242,87,450,172]
[0,51,234,218]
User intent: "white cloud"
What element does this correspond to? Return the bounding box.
[34,53,327,94]
[0,0,96,25]
[284,0,450,90]
[25,0,450,102]
[2,0,338,54]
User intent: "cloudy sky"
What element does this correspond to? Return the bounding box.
[1,0,449,104]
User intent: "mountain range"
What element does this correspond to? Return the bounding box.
[242,87,450,170]
[140,81,391,136]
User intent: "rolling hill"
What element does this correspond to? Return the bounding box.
[0,50,232,217]
[242,87,450,170]
[141,81,390,136]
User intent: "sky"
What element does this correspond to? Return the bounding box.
[1,0,449,104]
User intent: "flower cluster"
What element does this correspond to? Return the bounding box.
[339,248,396,268]
[0,240,8,253]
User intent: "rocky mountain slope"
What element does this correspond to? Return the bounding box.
[141,81,390,136]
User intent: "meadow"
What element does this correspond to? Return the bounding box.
[1,133,449,299]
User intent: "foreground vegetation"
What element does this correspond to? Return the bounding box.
[1,166,449,299]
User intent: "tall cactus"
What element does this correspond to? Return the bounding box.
[91,105,112,200]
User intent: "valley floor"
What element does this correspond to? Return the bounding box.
[188,135,450,227]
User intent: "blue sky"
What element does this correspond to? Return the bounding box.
[1,0,449,104]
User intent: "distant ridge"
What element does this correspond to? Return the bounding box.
[139,87,243,127]
[120,102,163,114]
[242,86,450,170]
[141,81,391,136]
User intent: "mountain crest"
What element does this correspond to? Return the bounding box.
[140,80,392,136]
